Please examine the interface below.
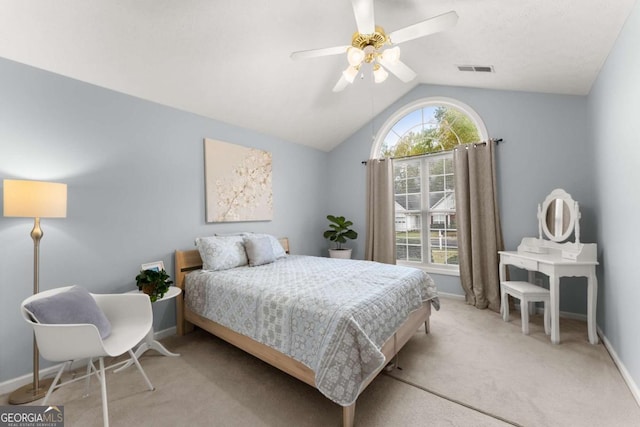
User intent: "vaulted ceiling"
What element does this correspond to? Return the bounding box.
[0,1,635,151]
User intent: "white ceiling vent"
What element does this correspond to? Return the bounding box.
[457,65,494,72]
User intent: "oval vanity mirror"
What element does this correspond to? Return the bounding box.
[539,189,577,243]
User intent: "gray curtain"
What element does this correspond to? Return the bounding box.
[365,159,396,264]
[454,140,504,312]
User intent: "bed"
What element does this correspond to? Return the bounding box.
[174,236,439,426]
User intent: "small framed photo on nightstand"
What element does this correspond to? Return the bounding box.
[141,261,165,272]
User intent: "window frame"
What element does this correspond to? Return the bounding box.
[372,97,488,276]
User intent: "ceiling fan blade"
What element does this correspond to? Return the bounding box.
[351,0,375,35]
[290,45,350,60]
[378,58,417,83]
[332,75,350,92]
[389,10,458,44]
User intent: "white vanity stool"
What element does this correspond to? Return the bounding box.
[501,281,550,335]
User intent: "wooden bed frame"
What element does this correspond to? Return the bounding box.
[174,238,431,427]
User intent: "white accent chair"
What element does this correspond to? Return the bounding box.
[501,281,551,336]
[21,286,155,427]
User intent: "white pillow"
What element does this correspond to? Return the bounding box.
[195,235,248,271]
[247,233,287,259]
[244,235,276,266]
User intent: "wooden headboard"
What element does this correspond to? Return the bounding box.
[174,237,289,335]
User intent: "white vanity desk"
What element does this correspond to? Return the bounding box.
[499,189,599,345]
[499,245,598,345]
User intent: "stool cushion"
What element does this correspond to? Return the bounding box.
[502,281,549,298]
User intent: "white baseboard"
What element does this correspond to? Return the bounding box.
[0,327,177,396]
[154,326,176,341]
[597,326,640,407]
[0,363,65,397]
[438,292,466,300]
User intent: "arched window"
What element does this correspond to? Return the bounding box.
[372,97,488,275]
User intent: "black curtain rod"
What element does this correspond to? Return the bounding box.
[362,138,504,164]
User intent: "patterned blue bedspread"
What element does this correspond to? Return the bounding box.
[185,255,438,405]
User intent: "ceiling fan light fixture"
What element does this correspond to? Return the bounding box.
[343,65,360,83]
[373,64,389,83]
[347,47,366,67]
[290,2,459,92]
[380,46,401,65]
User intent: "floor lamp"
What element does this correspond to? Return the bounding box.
[3,179,67,404]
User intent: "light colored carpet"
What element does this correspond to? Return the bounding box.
[2,296,639,426]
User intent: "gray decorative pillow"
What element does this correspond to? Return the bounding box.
[247,233,287,259]
[244,236,276,267]
[24,286,112,339]
[195,235,248,271]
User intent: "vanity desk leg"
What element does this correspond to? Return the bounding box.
[527,271,537,315]
[549,270,599,345]
[587,268,599,345]
[550,274,561,344]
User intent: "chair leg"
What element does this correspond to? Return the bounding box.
[83,359,93,398]
[98,357,109,427]
[128,349,154,391]
[43,362,69,405]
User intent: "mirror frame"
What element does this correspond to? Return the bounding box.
[538,188,578,243]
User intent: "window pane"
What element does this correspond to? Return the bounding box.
[429,175,444,192]
[446,191,456,210]
[407,177,420,193]
[428,212,459,266]
[444,158,453,173]
[391,109,422,137]
[406,162,420,178]
[429,192,445,209]
[445,175,455,191]
[408,245,422,262]
[429,158,445,175]
[396,245,407,261]
[449,214,457,229]
[407,195,421,210]
[406,214,421,239]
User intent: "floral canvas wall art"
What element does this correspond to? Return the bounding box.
[204,138,273,222]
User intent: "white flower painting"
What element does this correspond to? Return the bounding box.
[204,138,273,222]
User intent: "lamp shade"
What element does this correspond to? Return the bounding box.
[3,179,67,218]
[347,47,365,67]
[342,66,359,84]
[373,64,389,83]
[380,46,401,65]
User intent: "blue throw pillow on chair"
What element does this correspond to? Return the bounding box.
[24,286,112,339]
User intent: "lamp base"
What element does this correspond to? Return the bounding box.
[8,378,54,405]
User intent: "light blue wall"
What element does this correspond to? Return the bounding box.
[327,85,594,305]
[0,57,329,383]
[587,0,640,399]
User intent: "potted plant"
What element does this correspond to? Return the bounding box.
[135,269,173,303]
[323,214,358,259]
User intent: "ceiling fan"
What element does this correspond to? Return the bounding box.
[290,0,458,92]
